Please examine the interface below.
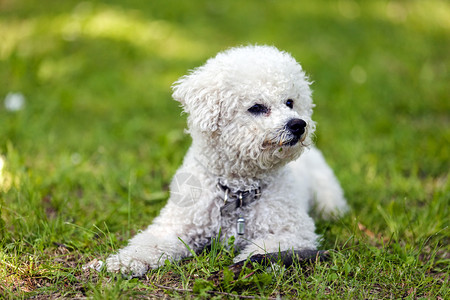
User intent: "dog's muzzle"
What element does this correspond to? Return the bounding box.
[262,118,308,147]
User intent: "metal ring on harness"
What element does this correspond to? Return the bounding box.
[224,188,228,204]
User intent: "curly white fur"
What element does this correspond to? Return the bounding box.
[106,45,348,277]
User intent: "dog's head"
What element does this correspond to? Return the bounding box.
[172,45,315,173]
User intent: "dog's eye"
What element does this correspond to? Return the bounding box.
[248,103,269,115]
[286,99,294,109]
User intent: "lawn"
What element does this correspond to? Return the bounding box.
[0,0,449,298]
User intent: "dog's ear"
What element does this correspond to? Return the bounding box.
[172,66,222,133]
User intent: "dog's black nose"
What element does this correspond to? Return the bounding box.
[287,119,307,137]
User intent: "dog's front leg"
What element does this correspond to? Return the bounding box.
[106,223,191,277]
[233,232,319,264]
[233,211,319,264]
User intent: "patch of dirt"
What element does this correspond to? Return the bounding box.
[1,246,102,298]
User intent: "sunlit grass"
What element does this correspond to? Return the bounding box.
[0,3,209,61]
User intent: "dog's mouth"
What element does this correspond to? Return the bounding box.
[285,136,302,146]
[262,131,307,148]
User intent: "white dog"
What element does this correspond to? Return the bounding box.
[106,45,348,277]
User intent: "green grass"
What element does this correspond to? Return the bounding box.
[0,0,449,298]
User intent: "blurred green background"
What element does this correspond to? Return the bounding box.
[0,0,448,296]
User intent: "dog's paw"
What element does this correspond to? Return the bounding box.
[106,253,149,278]
[317,200,349,220]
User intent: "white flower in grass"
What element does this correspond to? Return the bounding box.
[4,92,26,111]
